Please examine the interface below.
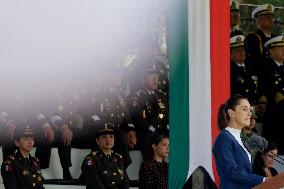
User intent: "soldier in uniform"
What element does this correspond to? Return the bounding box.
[81,123,129,189]
[128,62,169,160]
[75,66,136,168]
[1,124,45,189]
[31,90,73,179]
[244,4,275,75]
[230,0,243,37]
[261,36,284,154]
[230,35,266,118]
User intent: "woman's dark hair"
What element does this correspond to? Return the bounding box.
[151,134,169,146]
[253,140,278,170]
[217,95,247,131]
[149,134,169,158]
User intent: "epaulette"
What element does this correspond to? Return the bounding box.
[7,155,15,161]
[157,90,167,97]
[32,157,40,162]
[136,89,144,97]
[113,152,122,159]
[246,32,263,54]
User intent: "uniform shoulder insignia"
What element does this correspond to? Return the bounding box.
[32,157,40,162]
[7,155,15,161]
[84,154,95,166]
[157,90,167,97]
[113,152,122,159]
[2,158,14,172]
[136,90,143,96]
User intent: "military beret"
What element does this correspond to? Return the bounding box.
[264,35,284,49]
[252,4,274,19]
[230,35,245,49]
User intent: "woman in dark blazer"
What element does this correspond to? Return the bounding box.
[213,95,267,189]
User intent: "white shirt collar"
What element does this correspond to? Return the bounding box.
[225,127,241,139]
[225,127,252,162]
[274,60,283,67]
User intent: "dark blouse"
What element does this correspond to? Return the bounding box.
[252,166,278,177]
[139,159,168,189]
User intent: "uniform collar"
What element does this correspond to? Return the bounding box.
[274,60,284,67]
[236,63,245,67]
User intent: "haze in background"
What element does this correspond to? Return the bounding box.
[0,0,167,113]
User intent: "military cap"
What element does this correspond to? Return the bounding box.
[96,123,115,138]
[230,35,245,49]
[230,0,239,11]
[264,35,284,49]
[142,61,160,74]
[14,124,34,140]
[252,4,274,19]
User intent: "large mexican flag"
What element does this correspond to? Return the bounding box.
[169,0,230,188]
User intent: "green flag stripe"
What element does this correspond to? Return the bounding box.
[169,0,189,188]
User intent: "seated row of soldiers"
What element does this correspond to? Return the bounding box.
[0,59,169,179]
[230,2,284,154]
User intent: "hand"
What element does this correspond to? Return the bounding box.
[43,125,55,143]
[127,130,137,149]
[61,125,73,146]
[6,121,17,140]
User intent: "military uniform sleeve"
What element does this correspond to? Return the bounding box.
[81,156,106,189]
[116,154,129,189]
[1,159,18,189]
[128,94,152,131]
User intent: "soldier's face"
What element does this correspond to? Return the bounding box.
[257,15,274,30]
[15,137,34,154]
[144,73,159,90]
[230,47,246,63]
[96,134,115,151]
[230,10,240,27]
[269,47,284,62]
[153,138,169,158]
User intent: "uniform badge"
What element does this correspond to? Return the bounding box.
[118,169,124,175]
[236,36,242,44]
[23,170,29,176]
[4,165,13,172]
[38,176,42,182]
[158,100,165,109]
[102,170,108,175]
[87,159,94,166]
[267,4,272,11]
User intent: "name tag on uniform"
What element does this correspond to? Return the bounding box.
[102,170,108,175]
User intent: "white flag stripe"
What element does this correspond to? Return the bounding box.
[188,0,213,179]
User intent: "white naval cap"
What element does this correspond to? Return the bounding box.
[230,35,245,49]
[252,4,274,19]
[230,0,239,11]
[264,35,284,49]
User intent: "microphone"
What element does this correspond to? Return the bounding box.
[247,135,284,166]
